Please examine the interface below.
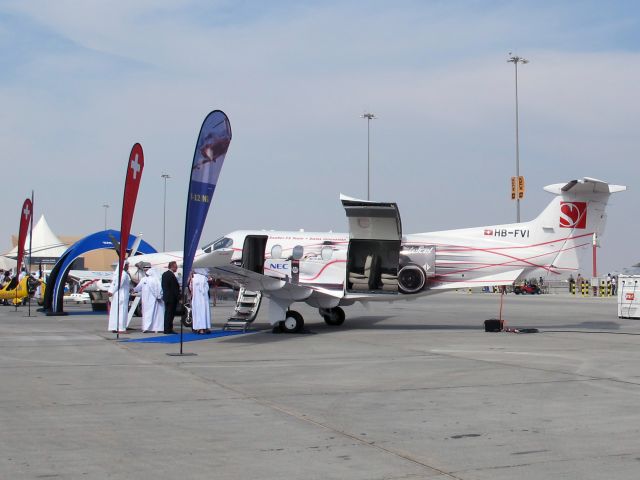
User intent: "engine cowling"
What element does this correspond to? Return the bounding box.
[398,264,426,294]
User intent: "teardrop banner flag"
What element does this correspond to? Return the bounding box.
[119,143,144,274]
[182,110,232,293]
[16,198,33,273]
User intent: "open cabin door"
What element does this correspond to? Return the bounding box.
[341,195,402,294]
[241,235,268,274]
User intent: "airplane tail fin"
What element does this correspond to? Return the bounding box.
[528,177,625,275]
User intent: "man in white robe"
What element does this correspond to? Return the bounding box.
[108,262,131,333]
[190,269,211,334]
[147,269,165,333]
[134,268,165,333]
[133,266,155,332]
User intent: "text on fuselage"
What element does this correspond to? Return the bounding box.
[484,229,530,238]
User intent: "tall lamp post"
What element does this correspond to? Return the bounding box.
[361,112,377,201]
[161,174,170,251]
[102,203,109,231]
[508,53,529,222]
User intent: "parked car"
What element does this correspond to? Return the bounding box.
[514,283,541,295]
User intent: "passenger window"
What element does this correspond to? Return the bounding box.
[321,246,333,261]
[292,245,304,260]
[271,244,283,259]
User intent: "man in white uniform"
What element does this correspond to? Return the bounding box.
[108,262,131,333]
[190,269,211,334]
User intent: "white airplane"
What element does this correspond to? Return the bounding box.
[134,177,625,333]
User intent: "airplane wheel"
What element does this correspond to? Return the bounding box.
[322,307,345,326]
[281,310,304,333]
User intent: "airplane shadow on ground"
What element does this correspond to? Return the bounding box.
[217,315,488,344]
[217,317,639,344]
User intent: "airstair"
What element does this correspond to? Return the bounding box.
[223,287,262,331]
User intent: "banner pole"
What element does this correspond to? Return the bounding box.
[116,235,121,341]
[27,191,34,317]
[167,286,196,356]
[115,143,145,340]
[167,110,231,357]
[180,291,184,355]
[15,198,32,312]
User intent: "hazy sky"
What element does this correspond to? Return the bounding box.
[1,0,638,274]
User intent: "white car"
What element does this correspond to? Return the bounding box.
[63,292,91,304]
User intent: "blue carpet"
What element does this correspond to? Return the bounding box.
[121,329,250,343]
[65,310,108,316]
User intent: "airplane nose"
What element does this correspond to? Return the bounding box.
[193,249,233,269]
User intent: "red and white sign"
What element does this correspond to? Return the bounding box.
[119,143,144,274]
[16,198,32,272]
[626,293,635,301]
[559,201,587,229]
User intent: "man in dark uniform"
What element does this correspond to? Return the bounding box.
[161,261,180,334]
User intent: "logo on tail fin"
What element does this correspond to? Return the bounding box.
[560,202,587,228]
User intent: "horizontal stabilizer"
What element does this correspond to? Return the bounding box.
[544,177,626,196]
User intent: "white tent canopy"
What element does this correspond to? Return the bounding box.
[0,255,16,271]
[5,215,68,260]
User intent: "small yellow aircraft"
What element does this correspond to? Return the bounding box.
[0,276,40,306]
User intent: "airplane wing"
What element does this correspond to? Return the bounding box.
[66,270,115,292]
[194,249,340,300]
[67,270,114,282]
[431,268,525,290]
[210,264,345,303]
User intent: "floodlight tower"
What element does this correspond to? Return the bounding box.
[360,112,377,200]
[508,53,529,222]
[102,203,109,231]
[161,173,171,251]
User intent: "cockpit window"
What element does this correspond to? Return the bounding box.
[202,237,233,253]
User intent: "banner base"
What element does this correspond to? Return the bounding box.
[166,352,197,357]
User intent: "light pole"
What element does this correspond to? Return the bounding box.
[360,112,377,200]
[102,203,109,230]
[161,174,170,251]
[508,53,529,222]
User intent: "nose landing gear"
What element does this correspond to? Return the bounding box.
[279,310,304,333]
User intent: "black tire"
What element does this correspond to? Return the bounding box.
[91,302,107,312]
[181,304,192,328]
[281,310,304,333]
[323,307,345,326]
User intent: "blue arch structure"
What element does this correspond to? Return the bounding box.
[44,230,157,315]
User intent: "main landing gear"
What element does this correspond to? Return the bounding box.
[319,307,345,326]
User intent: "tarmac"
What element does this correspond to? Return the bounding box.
[1,291,639,480]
